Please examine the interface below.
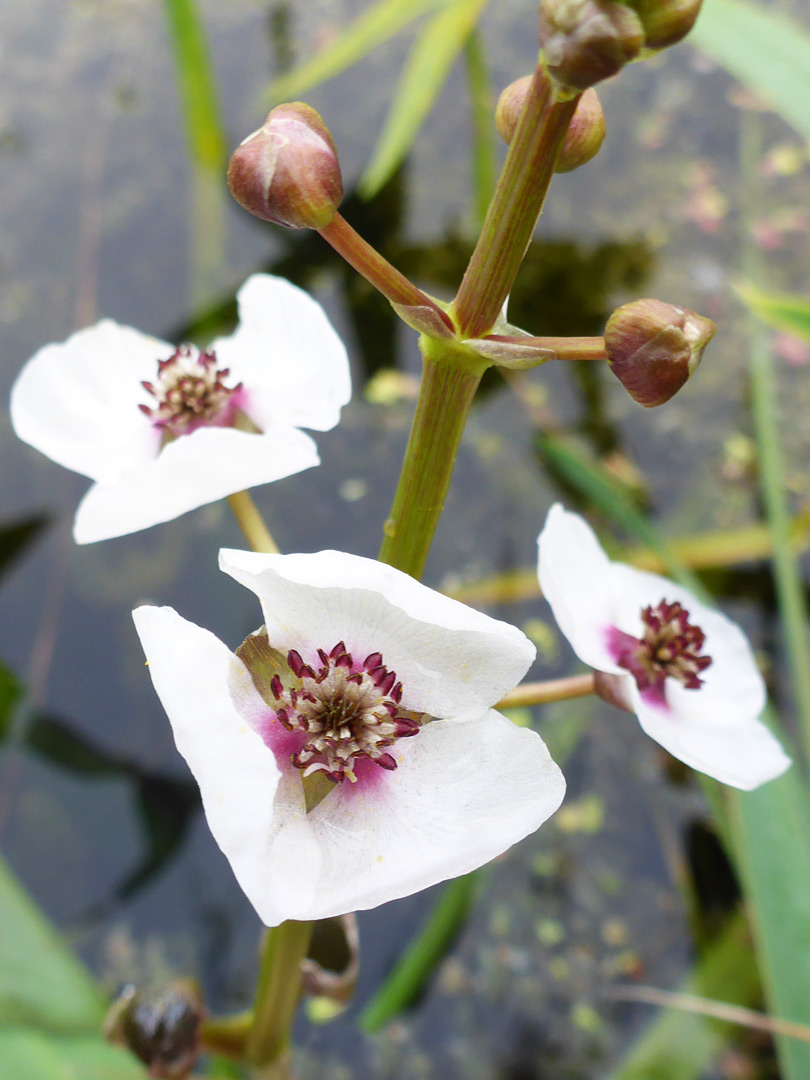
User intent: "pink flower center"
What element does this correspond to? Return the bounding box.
[607,599,712,700]
[268,642,419,784]
[139,345,243,437]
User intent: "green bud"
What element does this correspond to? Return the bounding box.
[227,103,343,229]
[605,298,715,407]
[540,0,645,91]
[629,0,704,48]
[496,75,605,172]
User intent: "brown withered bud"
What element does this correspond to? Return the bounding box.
[539,0,645,91]
[629,0,704,49]
[496,75,605,173]
[105,981,203,1079]
[605,298,716,407]
[227,103,343,229]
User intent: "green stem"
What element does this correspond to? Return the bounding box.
[481,334,606,361]
[452,62,578,337]
[378,337,489,577]
[462,29,497,231]
[227,490,280,554]
[246,921,314,1066]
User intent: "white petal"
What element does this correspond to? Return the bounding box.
[294,710,565,920]
[219,549,536,717]
[211,275,351,433]
[10,320,166,484]
[74,426,319,543]
[537,504,622,672]
[132,606,321,924]
[630,681,791,790]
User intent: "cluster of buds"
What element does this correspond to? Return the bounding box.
[540,0,705,91]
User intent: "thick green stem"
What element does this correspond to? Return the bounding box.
[453,62,578,338]
[246,921,313,1067]
[227,490,280,554]
[378,337,489,578]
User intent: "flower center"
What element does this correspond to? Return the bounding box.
[608,599,712,697]
[268,642,420,784]
[139,345,243,437]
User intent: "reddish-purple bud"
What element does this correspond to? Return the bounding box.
[496,74,606,173]
[629,0,704,48]
[605,298,716,407]
[540,0,644,91]
[227,103,343,229]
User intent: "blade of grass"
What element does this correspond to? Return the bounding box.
[359,0,490,199]
[736,283,810,342]
[263,0,450,106]
[162,0,228,306]
[462,29,497,230]
[690,0,810,142]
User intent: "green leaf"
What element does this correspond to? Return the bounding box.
[263,0,449,106]
[0,1030,143,1080]
[0,855,105,1033]
[359,0,490,199]
[690,0,810,141]
[606,912,760,1080]
[161,0,227,172]
[736,282,810,343]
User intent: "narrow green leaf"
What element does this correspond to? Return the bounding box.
[690,0,810,141]
[736,282,810,343]
[0,1030,143,1080]
[359,0,490,199]
[0,855,105,1033]
[606,912,760,1080]
[263,0,449,106]
[162,0,227,172]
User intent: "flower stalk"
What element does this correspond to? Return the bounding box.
[318,213,454,336]
[452,61,579,338]
[246,921,314,1067]
[498,673,596,709]
[227,490,280,554]
[378,335,489,578]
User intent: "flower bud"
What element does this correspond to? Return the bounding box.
[227,103,343,229]
[539,0,645,91]
[628,0,704,49]
[496,76,605,172]
[105,981,203,1079]
[605,298,716,407]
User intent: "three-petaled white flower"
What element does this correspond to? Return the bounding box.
[537,504,791,791]
[133,549,565,926]
[10,274,350,543]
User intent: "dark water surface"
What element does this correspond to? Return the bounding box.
[2,1,810,1076]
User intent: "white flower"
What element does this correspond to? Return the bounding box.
[537,504,791,791]
[10,275,350,543]
[133,549,565,926]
